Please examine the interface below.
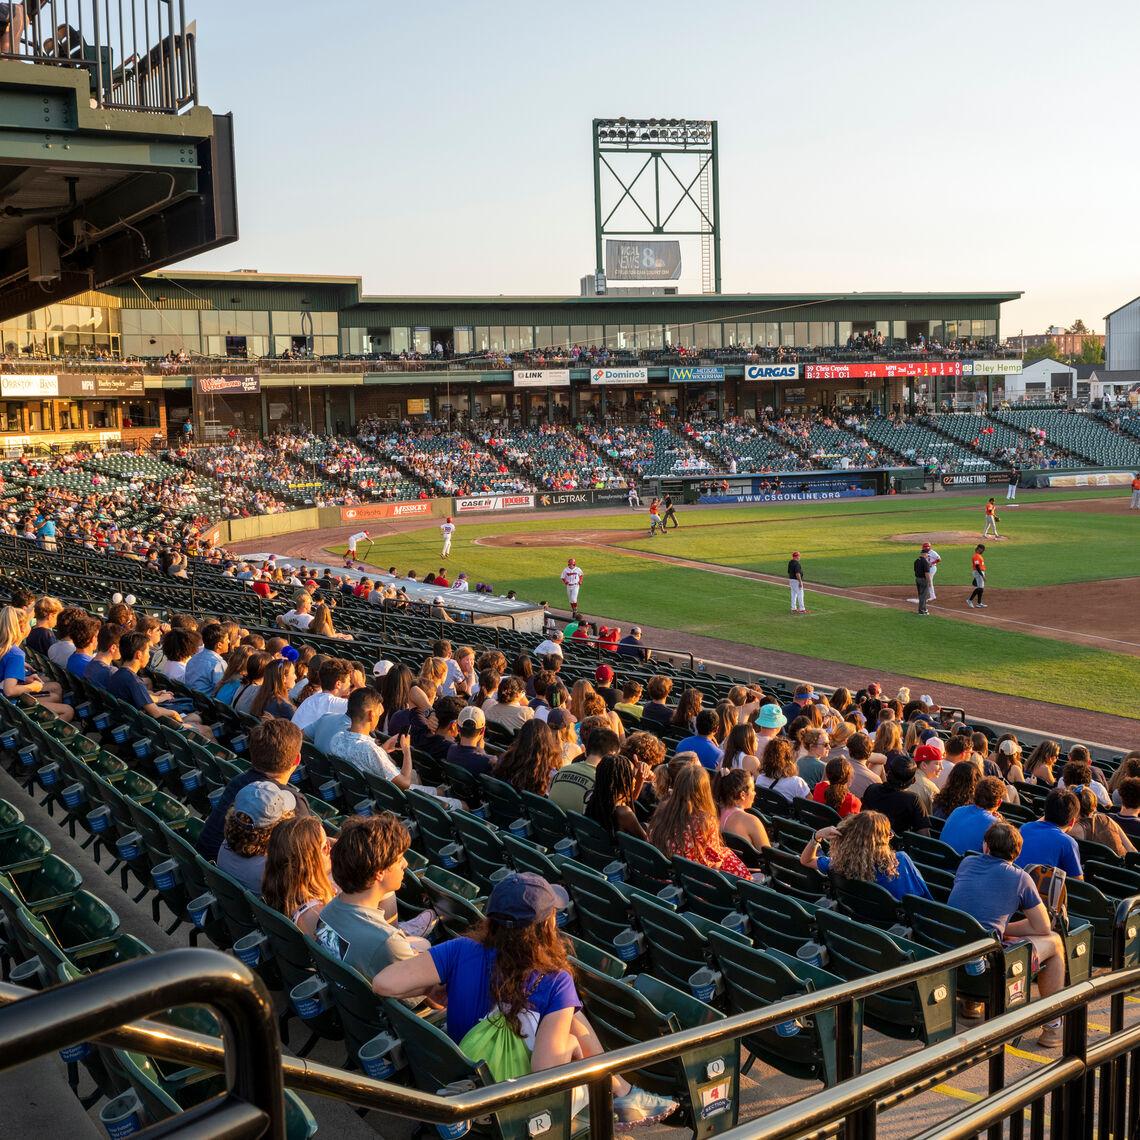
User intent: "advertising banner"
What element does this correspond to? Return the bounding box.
[940,472,1012,487]
[804,362,964,380]
[669,366,725,383]
[605,239,682,281]
[963,359,1024,376]
[513,369,571,388]
[454,493,536,514]
[93,374,146,396]
[744,364,800,380]
[698,489,876,505]
[536,487,640,508]
[339,501,433,523]
[196,375,261,396]
[590,367,648,386]
[1,374,58,398]
[1043,470,1133,489]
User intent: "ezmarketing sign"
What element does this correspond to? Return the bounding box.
[669,366,725,383]
[590,367,647,386]
[513,369,570,388]
[744,364,800,381]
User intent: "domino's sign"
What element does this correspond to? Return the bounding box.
[745,364,800,380]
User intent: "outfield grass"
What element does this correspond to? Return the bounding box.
[332,489,1140,720]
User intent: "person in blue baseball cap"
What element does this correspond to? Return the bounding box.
[371,871,679,1126]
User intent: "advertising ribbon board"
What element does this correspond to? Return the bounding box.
[0,374,58,398]
[804,362,964,380]
[669,366,725,383]
[963,360,1024,376]
[513,369,571,388]
[454,494,536,514]
[339,501,433,523]
[590,367,648,386]
[744,364,800,380]
[195,375,261,396]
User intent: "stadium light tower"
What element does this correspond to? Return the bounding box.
[592,118,721,293]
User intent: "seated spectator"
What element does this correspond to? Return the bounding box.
[648,763,752,879]
[533,629,564,659]
[494,719,560,796]
[585,754,650,839]
[1068,786,1136,857]
[713,768,771,850]
[159,627,200,684]
[617,625,650,662]
[676,709,725,771]
[262,816,336,937]
[484,675,534,735]
[108,631,205,731]
[418,695,466,762]
[371,872,678,1127]
[197,720,311,860]
[546,706,581,765]
[46,607,84,668]
[593,664,618,709]
[26,596,63,656]
[800,811,931,901]
[1025,739,1062,786]
[293,658,354,734]
[84,621,123,688]
[932,760,980,820]
[329,688,414,788]
[795,726,831,786]
[310,601,352,640]
[548,726,620,814]
[1109,756,1140,807]
[995,737,1026,785]
[755,737,811,802]
[812,757,861,818]
[1015,789,1082,879]
[0,605,74,722]
[940,776,1005,855]
[65,614,100,678]
[613,679,644,720]
[249,658,298,720]
[233,651,272,715]
[217,781,297,893]
[846,731,882,797]
[1115,778,1140,842]
[277,594,314,632]
[912,743,944,813]
[861,752,929,836]
[315,815,426,978]
[640,675,673,726]
[447,706,496,776]
[948,821,1066,1046]
[670,687,703,733]
[185,621,232,695]
[1057,760,1110,808]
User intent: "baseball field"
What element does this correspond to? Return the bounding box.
[322,488,1139,722]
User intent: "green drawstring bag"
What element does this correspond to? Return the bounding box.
[458,1010,534,1082]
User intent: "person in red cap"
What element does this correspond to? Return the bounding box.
[913,743,945,813]
[922,541,942,602]
[440,517,455,558]
[594,663,618,708]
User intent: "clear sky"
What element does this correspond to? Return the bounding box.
[181,0,1138,335]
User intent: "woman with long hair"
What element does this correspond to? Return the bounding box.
[288,646,316,701]
[250,658,297,720]
[800,811,931,900]
[494,720,561,796]
[994,735,1026,785]
[712,769,770,850]
[755,737,811,802]
[870,721,902,766]
[722,722,760,777]
[670,687,703,732]
[410,657,448,713]
[214,644,253,706]
[812,757,861,818]
[310,602,352,640]
[649,764,752,879]
[373,872,678,1126]
[713,699,737,746]
[568,678,597,723]
[585,754,648,839]
[932,762,980,820]
[1109,755,1140,806]
[0,605,74,721]
[1026,740,1061,786]
[261,816,336,936]
[232,651,272,715]
[1069,786,1136,857]
[378,663,414,733]
[830,687,853,715]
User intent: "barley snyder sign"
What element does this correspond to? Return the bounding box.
[339,501,433,523]
[513,369,571,388]
[196,375,261,396]
[454,494,536,514]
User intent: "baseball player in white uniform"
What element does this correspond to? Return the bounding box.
[440,517,455,558]
[346,530,369,558]
[922,542,942,601]
[561,557,583,612]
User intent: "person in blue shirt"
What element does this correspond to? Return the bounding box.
[800,810,932,902]
[675,708,725,772]
[939,777,1006,855]
[781,683,815,726]
[184,622,231,695]
[34,516,57,551]
[65,614,100,679]
[84,622,124,689]
[1015,790,1083,879]
[0,604,74,722]
[372,872,679,1127]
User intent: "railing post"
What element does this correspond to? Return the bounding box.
[587,1075,613,1140]
[1053,998,1089,1139]
[986,944,1006,1140]
[835,996,858,1083]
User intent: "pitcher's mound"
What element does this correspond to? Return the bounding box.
[887,531,985,545]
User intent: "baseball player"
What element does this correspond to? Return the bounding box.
[922,541,942,601]
[440,516,455,557]
[627,482,640,509]
[1006,468,1020,503]
[983,497,1001,539]
[346,530,369,558]
[561,557,584,613]
[788,550,806,613]
[1130,473,1140,510]
[967,544,987,608]
[647,499,667,536]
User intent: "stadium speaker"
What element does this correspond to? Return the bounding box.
[27,225,60,283]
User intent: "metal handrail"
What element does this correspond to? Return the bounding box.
[0,948,284,1139]
[0,938,1001,1128]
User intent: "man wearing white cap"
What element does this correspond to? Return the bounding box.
[561,557,584,613]
[440,517,455,558]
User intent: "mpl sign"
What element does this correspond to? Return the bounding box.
[454,493,536,514]
[590,367,647,386]
[744,364,800,380]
